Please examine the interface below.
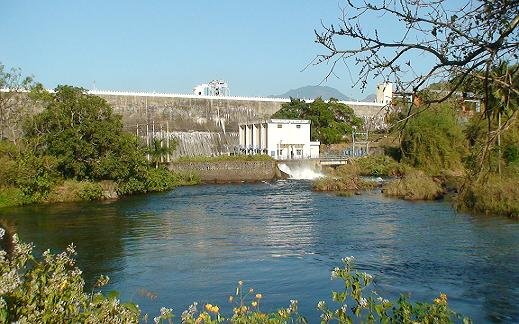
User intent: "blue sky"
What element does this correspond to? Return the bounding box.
[2,1,389,99]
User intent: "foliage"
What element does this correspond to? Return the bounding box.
[317,256,468,323]
[24,85,148,182]
[464,113,519,174]
[400,105,466,175]
[314,1,518,101]
[0,233,140,323]
[456,174,519,219]
[147,137,177,168]
[0,231,469,324]
[383,170,443,201]
[45,180,103,203]
[15,152,60,200]
[313,175,374,195]
[0,187,27,208]
[352,154,406,177]
[272,98,363,144]
[0,64,35,142]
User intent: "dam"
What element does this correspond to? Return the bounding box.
[89,90,388,157]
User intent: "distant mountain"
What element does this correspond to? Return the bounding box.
[271,85,353,101]
[361,93,377,102]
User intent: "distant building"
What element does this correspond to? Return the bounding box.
[376,82,393,104]
[238,119,320,160]
[193,80,230,96]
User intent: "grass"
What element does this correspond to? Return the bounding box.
[383,170,443,201]
[313,175,375,195]
[0,187,27,208]
[456,174,519,219]
[173,154,273,163]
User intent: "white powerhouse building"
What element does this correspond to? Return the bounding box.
[238,119,320,159]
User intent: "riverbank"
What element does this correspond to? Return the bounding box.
[0,168,200,209]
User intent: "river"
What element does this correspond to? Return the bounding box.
[1,181,518,322]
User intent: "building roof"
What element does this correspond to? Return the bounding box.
[239,119,311,126]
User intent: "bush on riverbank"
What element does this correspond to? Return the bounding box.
[383,170,443,200]
[400,104,467,175]
[456,174,519,218]
[0,230,467,323]
[313,175,375,195]
[45,180,104,203]
[333,154,407,177]
[0,86,203,208]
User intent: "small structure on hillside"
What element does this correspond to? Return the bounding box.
[238,119,320,160]
[376,82,393,104]
[193,80,230,96]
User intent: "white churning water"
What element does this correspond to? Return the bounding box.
[277,163,324,180]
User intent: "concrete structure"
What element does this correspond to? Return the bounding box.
[193,80,230,96]
[168,160,283,183]
[376,82,393,104]
[2,88,389,157]
[238,119,320,160]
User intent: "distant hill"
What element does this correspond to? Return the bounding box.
[271,85,353,101]
[361,93,377,102]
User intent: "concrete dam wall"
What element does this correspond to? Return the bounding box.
[91,91,388,156]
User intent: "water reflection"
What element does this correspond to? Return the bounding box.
[1,182,518,322]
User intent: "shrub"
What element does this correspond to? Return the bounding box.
[354,154,406,176]
[15,153,60,200]
[145,168,181,192]
[0,187,27,208]
[400,104,466,175]
[46,180,103,203]
[456,175,519,218]
[383,170,443,200]
[0,233,139,323]
[313,176,374,194]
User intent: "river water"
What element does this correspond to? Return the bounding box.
[1,181,518,322]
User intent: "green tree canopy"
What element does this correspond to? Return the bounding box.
[272,97,363,144]
[401,104,467,175]
[24,86,148,181]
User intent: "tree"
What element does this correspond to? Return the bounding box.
[24,86,148,181]
[314,0,518,174]
[272,97,363,144]
[147,137,177,168]
[0,64,35,142]
[314,0,518,102]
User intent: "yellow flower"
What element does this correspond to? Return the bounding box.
[252,301,258,307]
[205,303,213,312]
[255,293,262,299]
[229,295,234,302]
[211,305,220,313]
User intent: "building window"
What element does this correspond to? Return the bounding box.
[296,149,302,155]
[271,151,275,157]
[277,124,282,128]
[296,125,301,128]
